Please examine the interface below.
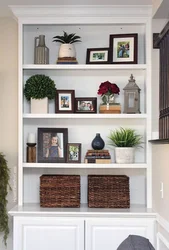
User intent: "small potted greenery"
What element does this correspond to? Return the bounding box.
[24,74,56,114]
[108,127,142,163]
[0,153,11,246]
[53,31,81,59]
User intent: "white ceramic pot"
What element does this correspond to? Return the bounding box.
[115,147,135,164]
[31,97,48,114]
[58,44,76,58]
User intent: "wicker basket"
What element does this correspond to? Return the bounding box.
[40,175,80,208]
[88,175,130,208]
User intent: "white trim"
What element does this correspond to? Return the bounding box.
[9,5,152,20]
[157,232,169,250]
[157,214,169,234]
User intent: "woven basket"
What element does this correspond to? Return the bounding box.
[40,175,80,208]
[88,175,130,208]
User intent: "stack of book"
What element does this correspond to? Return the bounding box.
[99,104,121,114]
[84,149,111,164]
[57,57,78,64]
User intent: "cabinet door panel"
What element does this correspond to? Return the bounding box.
[14,217,84,250]
[85,218,155,250]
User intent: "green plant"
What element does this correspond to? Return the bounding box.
[53,31,81,44]
[24,74,56,101]
[0,153,11,246]
[108,127,142,147]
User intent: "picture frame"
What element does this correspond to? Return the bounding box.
[75,97,97,113]
[109,34,138,64]
[55,89,75,113]
[38,128,68,163]
[86,48,110,64]
[67,143,81,163]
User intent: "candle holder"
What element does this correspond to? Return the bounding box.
[26,143,36,163]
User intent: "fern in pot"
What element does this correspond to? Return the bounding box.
[108,127,142,164]
[24,74,56,114]
[53,31,81,59]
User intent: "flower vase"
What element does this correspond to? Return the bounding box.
[91,133,105,150]
[99,94,121,114]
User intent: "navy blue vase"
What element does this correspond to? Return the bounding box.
[91,133,105,150]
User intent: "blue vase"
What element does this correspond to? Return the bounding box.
[91,133,105,150]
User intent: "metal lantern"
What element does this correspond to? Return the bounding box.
[123,74,141,114]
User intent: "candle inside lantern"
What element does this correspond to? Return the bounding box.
[28,133,36,143]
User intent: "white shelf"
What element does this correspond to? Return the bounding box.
[23,163,148,169]
[23,113,147,119]
[9,203,156,218]
[23,64,147,70]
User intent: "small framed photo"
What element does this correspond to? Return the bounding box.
[67,143,81,163]
[109,34,138,64]
[55,90,75,113]
[75,97,97,113]
[38,128,68,163]
[86,48,110,64]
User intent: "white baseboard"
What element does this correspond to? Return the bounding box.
[157,214,169,234]
[157,232,169,250]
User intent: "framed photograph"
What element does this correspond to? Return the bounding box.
[109,34,138,64]
[75,97,97,113]
[67,143,81,163]
[86,48,110,64]
[55,90,75,113]
[38,128,68,163]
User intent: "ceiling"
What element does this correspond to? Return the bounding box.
[0,0,153,17]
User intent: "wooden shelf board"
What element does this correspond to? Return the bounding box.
[23,163,147,169]
[23,113,147,119]
[149,138,169,144]
[9,203,156,218]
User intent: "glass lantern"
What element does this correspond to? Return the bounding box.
[123,74,141,114]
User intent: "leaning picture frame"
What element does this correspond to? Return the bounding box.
[55,89,75,113]
[109,34,138,64]
[38,128,68,163]
[75,97,97,113]
[86,48,110,64]
[67,143,81,163]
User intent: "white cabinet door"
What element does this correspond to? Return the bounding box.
[14,216,84,250]
[86,218,155,250]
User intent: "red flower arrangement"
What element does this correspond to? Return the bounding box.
[97,81,120,104]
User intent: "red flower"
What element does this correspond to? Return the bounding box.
[97,81,120,96]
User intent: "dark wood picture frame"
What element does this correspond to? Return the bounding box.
[109,33,138,64]
[38,128,68,163]
[55,89,75,113]
[75,97,97,113]
[67,143,81,163]
[86,48,110,64]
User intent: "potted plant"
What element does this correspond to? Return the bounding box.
[108,127,142,163]
[0,153,11,246]
[97,81,120,113]
[24,74,56,114]
[53,31,81,59]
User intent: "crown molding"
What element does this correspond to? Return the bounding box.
[9,5,152,20]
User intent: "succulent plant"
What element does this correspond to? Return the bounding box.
[53,31,81,44]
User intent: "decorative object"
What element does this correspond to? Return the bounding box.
[34,35,49,64]
[67,143,81,163]
[86,48,110,64]
[91,133,105,150]
[75,97,97,113]
[109,33,138,64]
[0,153,11,246]
[53,31,81,63]
[88,175,130,208]
[40,175,80,207]
[24,74,56,114]
[117,235,155,250]
[27,134,36,162]
[108,127,142,163]
[97,80,120,113]
[38,128,68,163]
[55,90,75,113]
[84,149,111,164]
[123,74,141,114]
